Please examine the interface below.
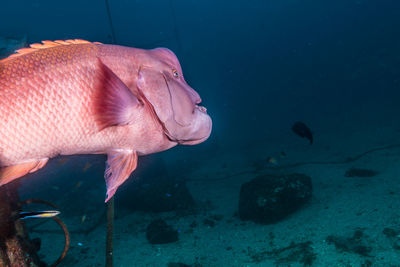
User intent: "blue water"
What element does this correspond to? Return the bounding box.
[1,0,400,266]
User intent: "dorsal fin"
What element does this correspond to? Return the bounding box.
[0,39,102,63]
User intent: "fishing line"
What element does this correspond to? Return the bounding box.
[103,3,116,267]
[168,0,182,53]
[186,143,400,182]
[105,0,117,44]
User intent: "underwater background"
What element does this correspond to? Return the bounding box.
[1,0,400,266]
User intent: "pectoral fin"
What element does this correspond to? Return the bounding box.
[0,158,49,186]
[104,150,138,202]
[94,59,143,130]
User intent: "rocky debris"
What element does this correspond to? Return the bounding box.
[326,229,372,256]
[246,241,316,266]
[202,214,223,228]
[383,227,398,238]
[167,263,191,267]
[146,219,178,244]
[239,173,312,224]
[383,227,400,250]
[345,167,378,177]
[167,262,202,267]
[0,184,46,266]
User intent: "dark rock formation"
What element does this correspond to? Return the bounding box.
[0,183,45,266]
[146,219,178,244]
[239,173,312,224]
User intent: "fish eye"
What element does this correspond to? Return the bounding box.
[172,69,180,78]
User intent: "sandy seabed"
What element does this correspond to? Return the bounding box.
[21,120,400,267]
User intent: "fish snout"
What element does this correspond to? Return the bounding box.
[179,109,212,145]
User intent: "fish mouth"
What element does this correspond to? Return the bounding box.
[158,72,210,144]
[195,104,207,113]
[162,104,211,145]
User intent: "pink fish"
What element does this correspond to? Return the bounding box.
[0,39,212,201]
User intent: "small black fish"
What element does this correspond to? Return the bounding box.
[292,121,313,144]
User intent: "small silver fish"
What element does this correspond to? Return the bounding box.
[19,210,60,219]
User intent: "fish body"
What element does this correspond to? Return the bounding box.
[19,210,60,219]
[267,157,278,165]
[291,121,313,144]
[0,40,212,201]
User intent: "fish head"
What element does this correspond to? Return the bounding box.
[137,48,212,145]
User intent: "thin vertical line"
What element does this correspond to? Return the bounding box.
[105,0,117,44]
[169,0,182,53]
[106,197,114,267]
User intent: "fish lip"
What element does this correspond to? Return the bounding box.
[194,104,207,113]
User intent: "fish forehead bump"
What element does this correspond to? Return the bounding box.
[149,48,181,69]
[141,48,200,104]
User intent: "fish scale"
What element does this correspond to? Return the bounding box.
[0,40,211,201]
[0,43,99,164]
